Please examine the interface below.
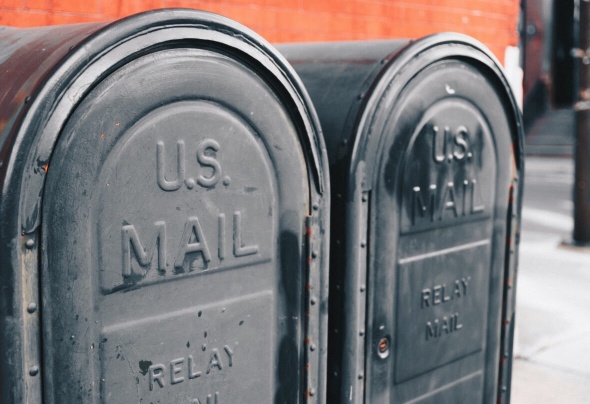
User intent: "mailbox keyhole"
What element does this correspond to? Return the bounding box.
[378,336,390,359]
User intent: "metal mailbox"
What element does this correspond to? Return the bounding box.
[279,35,524,403]
[0,10,329,403]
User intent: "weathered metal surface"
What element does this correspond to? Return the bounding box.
[0,9,329,403]
[279,35,524,403]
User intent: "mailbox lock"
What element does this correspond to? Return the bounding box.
[378,337,390,358]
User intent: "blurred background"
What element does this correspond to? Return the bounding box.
[0,0,521,62]
[1,0,589,402]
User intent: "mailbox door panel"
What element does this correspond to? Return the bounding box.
[42,47,310,403]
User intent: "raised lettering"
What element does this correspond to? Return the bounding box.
[462,180,470,216]
[208,392,220,404]
[425,313,463,341]
[157,140,185,191]
[120,208,263,282]
[218,214,226,261]
[453,126,469,160]
[411,178,484,226]
[412,185,437,224]
[122,222,166,277]
[148,364,165,390]
[441,316,449,334]
[188,355,202,379]
[433,125,471,164]
[439,182,458,220]
[192,392,219,404]
[432,125,446,164]
[146,347,235,393]
[426,319,438,340]
[224,345,234,367]
[196,139,222,188]
[206,349,223,374]
[170,357,185,384]
[174,217,211,268]
[461,276,470,295]
[233,211,259,257]
[421,289,431,308]
[422,277,469,307]
[455,312,463,330]
[442,284,451,302]
[432,285,442,305]
[454,280,462,298]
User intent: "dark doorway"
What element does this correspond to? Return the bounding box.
[552,0,576,106]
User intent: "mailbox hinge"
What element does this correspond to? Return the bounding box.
[304,214,322,402]
[22,231,42,403]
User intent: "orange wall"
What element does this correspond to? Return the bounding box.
[0,0,520,63]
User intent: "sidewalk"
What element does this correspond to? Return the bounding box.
[512,208,590,402]
[511,111,590,403]
[524,109,574,157]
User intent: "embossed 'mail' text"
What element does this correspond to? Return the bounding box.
[157,138,231,191]
[121,210,258,277]
[421,276,470,341]
[411,125,485,226]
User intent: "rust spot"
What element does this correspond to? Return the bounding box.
[306,257,313,264]
[42,164,48,173]
[305,227,313,237]
[115,122,120,127]
[304,338,311,345]
[100,133,105,139]
[305,284,313,290]
[378,338,388,353]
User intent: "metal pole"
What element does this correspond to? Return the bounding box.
[574,0,590,244]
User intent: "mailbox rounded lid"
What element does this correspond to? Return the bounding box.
[0,9,328,404]
[348,34,523,188]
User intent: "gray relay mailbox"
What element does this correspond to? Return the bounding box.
[0,10,329,403]
[279,35,524,403]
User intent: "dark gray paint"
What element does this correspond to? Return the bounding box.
[0,9,329,403]
[279,36,524,403]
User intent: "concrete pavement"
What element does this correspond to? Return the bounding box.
[511,151,590,401]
